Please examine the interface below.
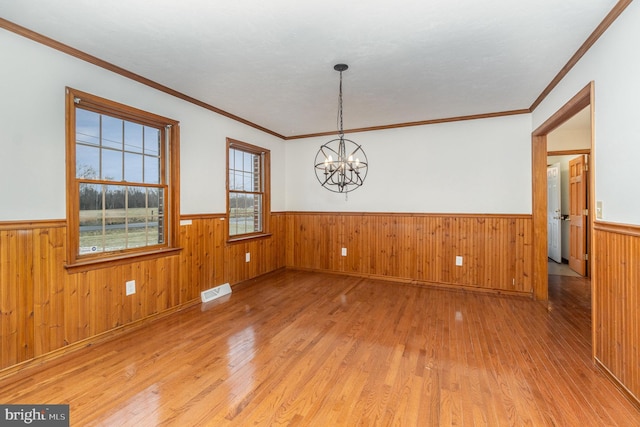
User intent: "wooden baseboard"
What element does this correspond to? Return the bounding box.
[287,266,532,298]
[595,357,640,410]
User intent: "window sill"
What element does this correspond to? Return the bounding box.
[227,232,272,244]
[65,247,182,273]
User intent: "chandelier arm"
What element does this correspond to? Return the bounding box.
[324,168,341,185]
[320,143,340,158]
[346,144,365,157]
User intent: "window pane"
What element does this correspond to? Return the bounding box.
[229,192,263,236]
[79,183,103,254]
[144,127,160,156]
[241,196,251,233]
[79,183,103,213]
[102,149,122,181]
[236,194,247,235]
[243,172,253,191]
[103,218,127,251]
[229,192,240,236]
[102,115,123,149]
[127,186,146,209]
[148,188,160,212]
[124,121,143,153]
[232,171,243,191]
[149,188,164,245]
[144,155,160,184]
[124,152,143,182]
[76,145,100,179]
[128,186,161,248]
[79,231,105,255]
[76,109,100,146]
[102,185,126,251]
[105,184,126,211]
[229,192,238,211]
[243,152,252,172]
[234,149,244,170]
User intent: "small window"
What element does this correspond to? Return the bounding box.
[227,138,270,240]
[66,88,180,268]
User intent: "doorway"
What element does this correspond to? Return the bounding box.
[531,82,594,301]
[546,106,591,278]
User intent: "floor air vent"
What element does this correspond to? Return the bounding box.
[201,283,232,303]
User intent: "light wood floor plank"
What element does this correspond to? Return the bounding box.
[1,269,639,426]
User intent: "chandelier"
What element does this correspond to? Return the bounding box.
[314,64,368,193]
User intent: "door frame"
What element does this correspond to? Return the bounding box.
[531,82,595,301]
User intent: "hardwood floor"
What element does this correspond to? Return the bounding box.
[1,269,638,426]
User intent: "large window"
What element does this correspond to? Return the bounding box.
[227,138,270,240]
[66,88,180,268]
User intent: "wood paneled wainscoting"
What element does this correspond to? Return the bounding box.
[2,212,530,375]
[593,221,640,405]
[0,214,286,374]
[286,212,533,295]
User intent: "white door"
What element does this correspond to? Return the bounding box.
[547,163,562,263]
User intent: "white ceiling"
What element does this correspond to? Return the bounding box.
[0,0,618,137]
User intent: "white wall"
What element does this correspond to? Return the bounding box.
[532,2,640,225]
[4,3,639,223]
[286,114,532,213]
[0,29,286,221]
[0,26,533,221]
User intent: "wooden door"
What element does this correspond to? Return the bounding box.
[569,155,587,276]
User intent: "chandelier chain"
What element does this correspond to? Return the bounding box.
[338,70,344,138]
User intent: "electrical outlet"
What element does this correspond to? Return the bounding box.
[341,247,347,256]
[455,256,463,266]
[245,252,250,263]
[126,280,136,296]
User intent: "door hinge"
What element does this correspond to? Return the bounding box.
[583,209,588,216]
[584,254,589,261]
